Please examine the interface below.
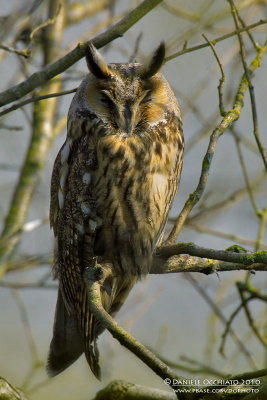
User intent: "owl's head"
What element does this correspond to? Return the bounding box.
[81,42,171,135]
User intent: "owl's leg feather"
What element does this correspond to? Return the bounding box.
[47,288,84,377]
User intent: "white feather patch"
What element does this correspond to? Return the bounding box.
[81,203,91,216]
[59,163,69,189]
[58,188,64,209]
[60,139,72,164]
[82,172,91,185]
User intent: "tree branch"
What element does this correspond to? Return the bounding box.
[156,243,267,267]
[0,0,162,107]
[93,380,177,400]
[0,0,66,272]
[165,37,267,244]
[83,269,191,399]
[0,376,28,400]
[165,19,267,63]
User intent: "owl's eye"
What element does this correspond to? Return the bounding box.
[100,91,115,107]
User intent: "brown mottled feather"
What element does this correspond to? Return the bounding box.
[47,43,184,378]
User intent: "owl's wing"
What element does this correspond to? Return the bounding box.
[48,119,102,378]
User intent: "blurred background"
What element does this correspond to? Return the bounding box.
[0,0,267,398]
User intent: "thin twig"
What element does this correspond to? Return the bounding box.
[184,220,267,249]
[165,40,267,244]
[0,88,77,118]
[165,19,267,62]
[238,285,267,348]
[255,208,267,252]
[202,33,226,116]
[220,294,255,355]
[237,13,258,50]
[187,170,266,224]
[0,0,163,107]
[0,44,31,58]
[228,0,267,171]
[29,4,62,43]
[185,274,258,369]
[12,290,39,362]
[233,129,259,214]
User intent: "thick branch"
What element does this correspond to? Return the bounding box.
[94,380,176,400]
[151,254,267,275]
[0,0,162,107]
[156,243,267,267]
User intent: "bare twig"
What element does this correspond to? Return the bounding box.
[166,40,267,244]
[233,129,259,214]
[0,44,31,58]
[184,220,267,249]
[228,0,267,171]
[12,290,39,362]
[0,0,163,107]
[29,4,62,43]
[0,88,77,118]
[237,283,267,347]
[187,170,266,224]
[202,33,226,116]
[165,19,267,62]
[67,0,109,26]
[185,274,258,369]
[255,208,267,252]
[220,294,255,355]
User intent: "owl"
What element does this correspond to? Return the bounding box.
[47,42,184,378]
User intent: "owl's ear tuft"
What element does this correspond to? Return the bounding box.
[85,42,110,79]
[140,42,165,80]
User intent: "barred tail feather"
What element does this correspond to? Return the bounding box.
[47,275,137,378]
[47,289,84,377]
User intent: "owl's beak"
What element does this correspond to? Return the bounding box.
[124,106,133,134]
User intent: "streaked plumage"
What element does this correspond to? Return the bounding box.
[47,42,184,378]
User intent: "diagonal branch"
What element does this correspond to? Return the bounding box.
[0,0,162,107]
[165,36,267,244]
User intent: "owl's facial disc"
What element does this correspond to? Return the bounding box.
[85,42,167,135]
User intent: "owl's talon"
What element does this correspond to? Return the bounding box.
[83,259,103,283]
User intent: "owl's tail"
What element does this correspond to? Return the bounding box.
[47,274,136,378]
[46,289,84,377]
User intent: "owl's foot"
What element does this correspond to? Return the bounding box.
[83,257,103,282]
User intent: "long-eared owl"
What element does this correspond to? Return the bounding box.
[47,42,184,378]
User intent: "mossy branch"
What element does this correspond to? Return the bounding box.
[166,36,267,244]
[155,243,267,269]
